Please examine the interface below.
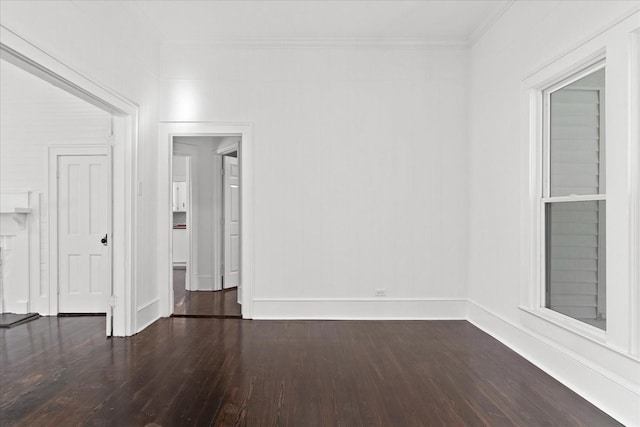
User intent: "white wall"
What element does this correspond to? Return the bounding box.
[0,1,161,332]
[0,59,112,314]
[468,1,639,424]
[3,2,636,422]
[159,46,470,317]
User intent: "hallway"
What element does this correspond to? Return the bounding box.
[173,268,241,317]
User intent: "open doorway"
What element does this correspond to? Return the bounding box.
[1,27,138,336]
[170,136,242,317]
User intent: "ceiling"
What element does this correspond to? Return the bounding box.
[128,1,513,45]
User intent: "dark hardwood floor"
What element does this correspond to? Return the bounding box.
[0,316,620,426]
[173,267,241,317]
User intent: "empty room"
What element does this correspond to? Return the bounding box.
[0,1,639,426]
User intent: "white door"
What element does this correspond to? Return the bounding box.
[223,156,240,299]
[58,153,111,313]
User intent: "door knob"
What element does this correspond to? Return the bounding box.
[101,234,108,246]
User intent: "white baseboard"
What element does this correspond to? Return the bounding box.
[137,298,160,333]
[252,298,467,320]
[6,299,29,314]
[131,291,638,424]
[29,295,50,315]
[467,299,640,426]
[192,275,215,291]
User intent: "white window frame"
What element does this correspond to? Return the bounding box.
[521,11,639,355]
[540,59,607,332]
[516,16,639,424]
[521,48,610,343]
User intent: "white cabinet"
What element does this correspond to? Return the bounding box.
[173,228,188,264]
[173,182,188,212]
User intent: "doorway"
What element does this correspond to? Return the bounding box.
[158,123,254,319]
[170,136,242,317]
[2,26,139,336]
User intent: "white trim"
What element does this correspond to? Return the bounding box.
[252,298,468,320]
[524,36,609,338]
[192,274,216,291]
[136,297,160,333]
[158,122,254,320]
[537,57,608,331]
[519,9,640,399]
[541,57,606,201]
[519,10,640,361]
[1,25,139,336]
[212,152,223,291]
[521,6,640,82]
[542,195,607,203]
[254,297,464,302]
[217,142,239,156]
[468,299,640,427]
[518,306,607,344]
[28,193,41,312]
[630,29,640,358]
[467,1,516,47]
[542,59,606,96]
[160,38,468,50]
[0,26,135,116]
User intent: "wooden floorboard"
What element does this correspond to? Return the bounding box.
[173,268,242,317]
[0,317,621,427]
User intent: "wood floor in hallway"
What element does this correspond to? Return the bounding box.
[173,267,242,317]
[0,316,621,427]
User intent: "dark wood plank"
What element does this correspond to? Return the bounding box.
[0,317,621,427]
[173,267,241,317]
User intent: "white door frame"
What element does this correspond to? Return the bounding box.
[49,145,113,314]
[217,142,239,156]
[158,123,254,318]
[217,142,239,291]
[1,25,139,336]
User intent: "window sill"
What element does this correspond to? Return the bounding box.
[518,305,607,344]
[518,305,640,364]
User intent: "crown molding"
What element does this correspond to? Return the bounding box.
[467,0,516,47]
[161,38,469,50]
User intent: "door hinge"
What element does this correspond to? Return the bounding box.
[220,169,225,175]
[108,295,117,308]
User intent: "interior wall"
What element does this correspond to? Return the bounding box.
[160,45,470,317]
[0,1,161,331]
[467,1,639,424]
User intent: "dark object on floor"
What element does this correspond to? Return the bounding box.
[0,312,40,328]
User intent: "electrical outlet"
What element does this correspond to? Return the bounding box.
[375,289,386,297]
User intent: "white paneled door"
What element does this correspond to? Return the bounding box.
[223,155,240,300]
[57,152,111,313]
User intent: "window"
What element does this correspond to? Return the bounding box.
[542,63,606,330]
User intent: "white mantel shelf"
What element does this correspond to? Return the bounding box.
[1,192,33,230]
[2,208,33,229]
